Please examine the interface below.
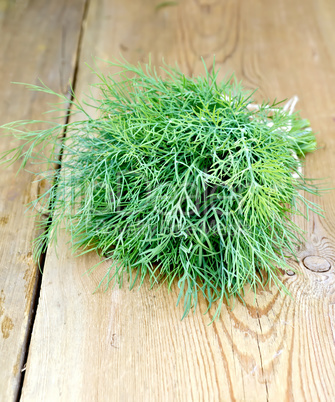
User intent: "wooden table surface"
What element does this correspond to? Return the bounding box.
[1,0,335,401]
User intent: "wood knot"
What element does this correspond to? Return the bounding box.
[303,256,331,273]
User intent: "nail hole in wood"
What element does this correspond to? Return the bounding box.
[302,255,331,273]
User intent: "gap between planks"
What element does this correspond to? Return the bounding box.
[14,1,91,400]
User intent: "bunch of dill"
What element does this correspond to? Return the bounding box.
[1,59,321,319]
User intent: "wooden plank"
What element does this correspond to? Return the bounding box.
[21,0,335,400]
[0,1,87,401]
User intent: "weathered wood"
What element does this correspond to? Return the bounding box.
[21,0,335,400]
[0,1,87,401]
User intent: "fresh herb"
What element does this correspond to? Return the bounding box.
[0,59,321,320]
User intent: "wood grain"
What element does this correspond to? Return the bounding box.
[0,1,87,401]
[20,0,335,401]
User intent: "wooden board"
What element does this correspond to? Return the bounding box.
[0,1,87,401]
[20,0,335,400]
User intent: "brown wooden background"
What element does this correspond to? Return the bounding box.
[1,0,335,401]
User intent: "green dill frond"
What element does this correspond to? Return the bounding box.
[0,58,321,320]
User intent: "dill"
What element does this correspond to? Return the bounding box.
[0,58,321,320]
